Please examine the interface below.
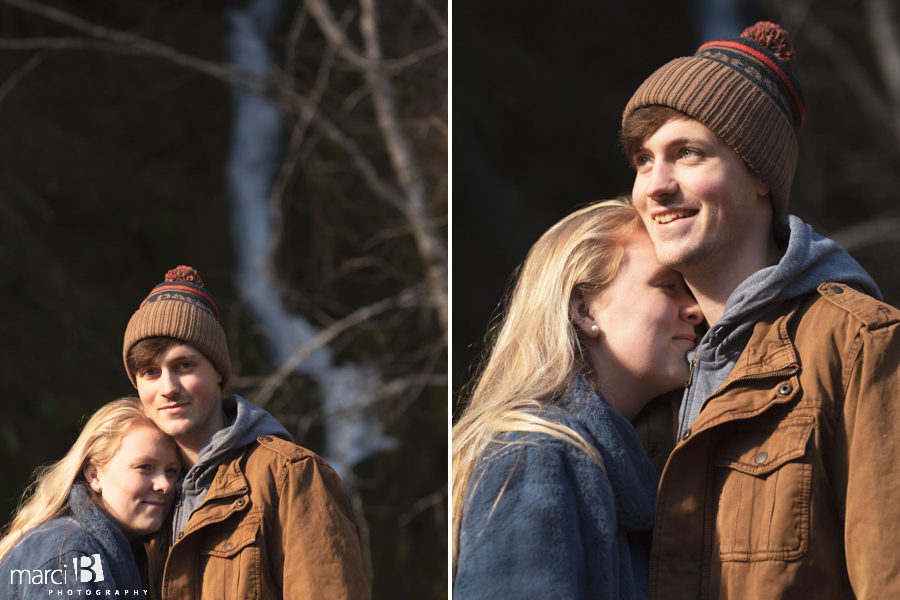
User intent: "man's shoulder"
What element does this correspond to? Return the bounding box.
[250,434,324,461]
[806,282,899,331]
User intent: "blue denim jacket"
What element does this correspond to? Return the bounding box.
[0,484,147,599]
[455,377,659,599]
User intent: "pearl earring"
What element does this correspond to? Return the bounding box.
[590,324,599,334]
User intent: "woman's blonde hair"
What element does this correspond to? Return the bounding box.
[451,198,643,573]
[0,397,161,560]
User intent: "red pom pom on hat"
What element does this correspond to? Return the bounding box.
[165,265,205,287]
[741,21,794,67]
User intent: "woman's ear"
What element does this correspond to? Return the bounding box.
[569,292,600,338]
[83,464,102,494]
[754,172,771,202]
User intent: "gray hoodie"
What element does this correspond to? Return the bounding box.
[170,394,292,543]
[677,215,882,438]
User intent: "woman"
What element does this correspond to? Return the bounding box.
[452,199,702,598]
[0,398,180,598]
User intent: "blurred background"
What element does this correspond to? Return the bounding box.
[0,0,446,598]
[453,0,900,410]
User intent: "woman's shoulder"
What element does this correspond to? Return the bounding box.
[479,405,601,481]
[2,516,102,570]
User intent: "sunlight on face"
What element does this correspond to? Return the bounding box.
[87,424,180,540]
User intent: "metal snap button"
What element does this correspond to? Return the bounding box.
[830,285,843,294]
[177,531,184,540]
[224,542,233,551]
[755,451,769,464]
[681,428,691,441]
[778,383,793,395]
[236,498,246,507]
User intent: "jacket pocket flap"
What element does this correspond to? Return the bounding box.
[715,417,814,476]
[200,514,260,558]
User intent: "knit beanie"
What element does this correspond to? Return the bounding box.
[123,265,232,387]
[622,21,805,220]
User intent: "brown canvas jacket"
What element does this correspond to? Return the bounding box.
[650,282,900,599]
[145,435,370,600]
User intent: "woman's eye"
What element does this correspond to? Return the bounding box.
[166,468,180,478]
[137,464,153,472]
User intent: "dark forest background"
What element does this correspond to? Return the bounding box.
[0,0,446,598]
[453,0,900,412]
[4,0,900,597]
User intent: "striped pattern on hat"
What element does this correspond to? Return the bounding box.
[622,21,805,220]
[123,266,232,387]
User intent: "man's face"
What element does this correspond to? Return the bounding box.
[630,117,772,274]
[134,342,224,452]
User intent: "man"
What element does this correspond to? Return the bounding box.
[621,21,900,598]
[122,265,369,599]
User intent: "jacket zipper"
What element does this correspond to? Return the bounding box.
[685,356,696,388]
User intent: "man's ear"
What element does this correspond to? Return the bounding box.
[569,292,600,338]
[83,464,102,494]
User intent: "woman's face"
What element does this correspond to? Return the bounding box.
[85,424,180,540]
[580,229,702,416]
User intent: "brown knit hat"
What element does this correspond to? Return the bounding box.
[622,21,805,220]
[123,265,232,387]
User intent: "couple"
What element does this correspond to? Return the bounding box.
[453,21,900,599]
[0,266,370,599]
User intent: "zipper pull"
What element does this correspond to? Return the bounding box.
[685,356,696,388]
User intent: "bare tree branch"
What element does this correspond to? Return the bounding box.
[413,0,447,37]
[251,286,424,407]
[2,0,263,94]
[306,0,447,333]
[0,36,136,53]
[0,50,45,105]
[863,0,900,137]
[829,216,900,251]
[1,0,411,230]
[801,14,900,144]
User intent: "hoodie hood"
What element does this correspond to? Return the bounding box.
[181,394,293,494]
[706,215,881,359]
[678,215,881,436]
[170,395,291,543]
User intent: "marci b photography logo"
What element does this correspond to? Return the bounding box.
[9,552,103,586]
[74,553,104,583]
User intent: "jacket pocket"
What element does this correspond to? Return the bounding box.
[198,510,262,599]
[713,416,814,562]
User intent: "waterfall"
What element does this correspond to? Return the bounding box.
[225,0,396,481]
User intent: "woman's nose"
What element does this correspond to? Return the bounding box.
[154,473,173,494]
[681,300,703,324]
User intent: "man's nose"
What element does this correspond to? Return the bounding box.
[644,160,678,200]
[160,370,180,396]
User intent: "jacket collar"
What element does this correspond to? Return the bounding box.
[691,299,803,432]
[563,377,658,532]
